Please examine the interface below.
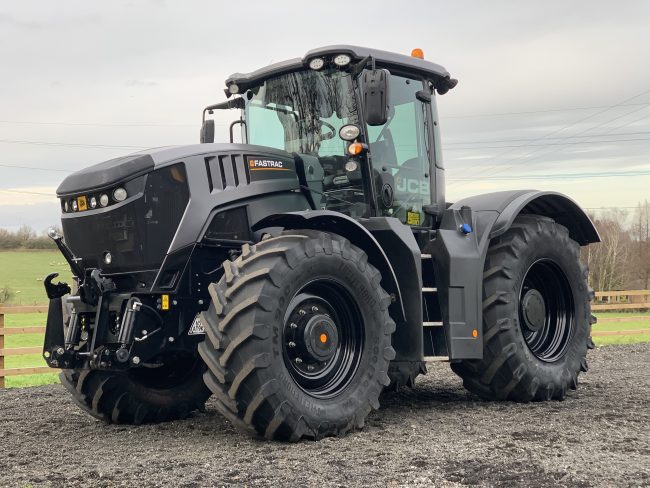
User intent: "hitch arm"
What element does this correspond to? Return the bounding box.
[47,228,84,279]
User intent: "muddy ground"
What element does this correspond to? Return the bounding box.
[0,343,648,487]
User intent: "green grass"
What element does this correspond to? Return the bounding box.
[0,251,648,387]
[0,250,72,305]
[593,312,650,346]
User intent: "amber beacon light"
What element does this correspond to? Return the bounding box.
[411,48,424,59]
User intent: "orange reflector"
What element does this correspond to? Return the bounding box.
[472,329,478,338]
[348,142,363,156]
[411,48,424,59]
[320,333,328,343]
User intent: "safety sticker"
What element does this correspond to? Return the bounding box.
[188,314,206,335]
[407,211,421,226]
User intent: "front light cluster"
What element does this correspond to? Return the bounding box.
[308,53,352,71]
[61,186,127,213]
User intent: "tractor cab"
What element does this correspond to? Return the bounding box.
[201,45,457,228]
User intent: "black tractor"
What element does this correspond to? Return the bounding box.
[43,45,599,441]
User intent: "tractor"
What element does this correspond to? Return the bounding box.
[43,45,599,441]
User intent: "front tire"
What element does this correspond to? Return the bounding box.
[451,215,594,401]
[198,231,395,441]
[60,351,211,423]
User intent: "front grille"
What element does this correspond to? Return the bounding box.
[61,163,189,273]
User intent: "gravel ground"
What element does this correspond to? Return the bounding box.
[0,343,648,487]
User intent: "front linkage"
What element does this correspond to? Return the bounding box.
[42,230,198,373]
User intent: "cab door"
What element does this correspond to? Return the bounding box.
[366,74,433,228]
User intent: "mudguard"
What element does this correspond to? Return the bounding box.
[252,211,407,325]
[451,190,600,251]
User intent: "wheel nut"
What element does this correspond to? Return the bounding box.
[290,322,298,329]
[311,306,319,312]
[307,364,315,371]
[288,341,296,348]
[132,356,141,365]
[295,358,303,364]
[299,309,306,316]
[56,347,65,356]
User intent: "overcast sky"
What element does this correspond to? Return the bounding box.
[1,0,649,231]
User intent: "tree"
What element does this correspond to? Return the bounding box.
[631,200,650,289]
[582,209,632,292]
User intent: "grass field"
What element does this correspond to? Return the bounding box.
[1,251,648,388]
[0,250,72,305]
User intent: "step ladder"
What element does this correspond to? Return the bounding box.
[421,253,447,360]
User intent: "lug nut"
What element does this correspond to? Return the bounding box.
[290,323,298,329]
[299,309,306,316]
[311,306,319,312]
[168,337,175,343]
[132,356,141,365]
[288,341,296,348]
[307,364,315,371]
[56,347,65,357]
[295,358,303,364]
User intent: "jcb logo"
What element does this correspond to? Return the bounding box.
[395,177,430,196]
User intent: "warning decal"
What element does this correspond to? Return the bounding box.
[188,314,206,335]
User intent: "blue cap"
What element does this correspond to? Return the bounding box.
[460,223,473,235]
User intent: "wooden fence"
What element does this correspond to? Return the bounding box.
[0,305,51,388]
[1,291,649,387]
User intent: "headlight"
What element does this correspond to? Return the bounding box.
[345,160,358,172]
[333,54,351,67]
[113,187,127,202]
[71,200,78,212]
[228,83,239,95]
[309,57,325,70]
[103,252,112,265]
[99,194,109,207]
[339,124,360,141]
[63,200,69,212]
[89,196,97,209]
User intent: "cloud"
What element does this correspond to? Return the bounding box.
[125,80,159,88]
[0,12,42,29]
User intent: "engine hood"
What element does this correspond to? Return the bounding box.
[56,143,293,197]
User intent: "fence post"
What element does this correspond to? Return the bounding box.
[0,311,5,388]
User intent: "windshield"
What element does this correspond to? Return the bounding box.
[245,69,369,218]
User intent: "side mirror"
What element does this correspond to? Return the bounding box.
[416,90,431,103]
[363,69,390,126]
[200,119,215,143]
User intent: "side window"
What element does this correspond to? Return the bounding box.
[247,105,285,150]
[367,75,432,226]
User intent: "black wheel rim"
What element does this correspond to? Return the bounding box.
[282,279,364,399]
[519,259,575,362]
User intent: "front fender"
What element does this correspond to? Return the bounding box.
[252,211,407,324]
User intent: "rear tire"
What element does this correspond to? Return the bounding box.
[198,231,395,441]
[451,215,594,401]
[60,352,210,424]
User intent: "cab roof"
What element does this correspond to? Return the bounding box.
[225,45,457,95]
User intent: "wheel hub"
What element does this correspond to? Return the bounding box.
[521,289,546,332]
[303,315,338,362]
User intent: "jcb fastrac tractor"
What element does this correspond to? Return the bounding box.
[43,46,599,441]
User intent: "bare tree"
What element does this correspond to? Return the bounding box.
[582,209,632,292]
[631,200,650,289]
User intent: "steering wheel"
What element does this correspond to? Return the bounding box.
[319,120,336,141]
